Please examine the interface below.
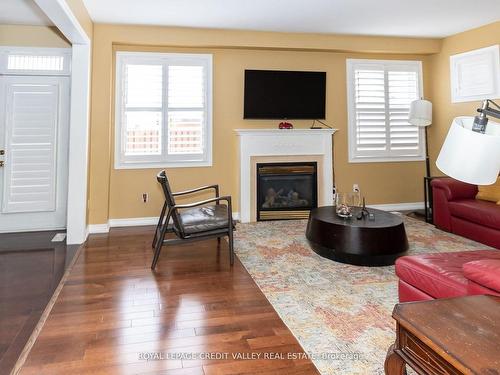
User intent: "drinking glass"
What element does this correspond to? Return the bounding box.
[335,192,359,218]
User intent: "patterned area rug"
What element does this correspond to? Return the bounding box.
[233,216,490,375]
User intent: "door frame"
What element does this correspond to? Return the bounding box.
[66,44,91,244]
[33,0,91,244]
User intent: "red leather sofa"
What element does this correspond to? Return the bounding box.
[431,178,500,249]
[396,177,500,302]
[396,250,500,302]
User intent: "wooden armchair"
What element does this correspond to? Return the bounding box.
[151,170,235,270]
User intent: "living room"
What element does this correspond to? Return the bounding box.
[0,0,499,374]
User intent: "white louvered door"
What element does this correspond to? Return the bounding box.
[0,75,69,232]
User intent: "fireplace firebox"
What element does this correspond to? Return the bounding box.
[257,162,318,220]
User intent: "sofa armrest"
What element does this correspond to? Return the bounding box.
[431,178,478,201]
[463,259,500,293]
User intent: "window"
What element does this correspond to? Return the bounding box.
[346,59,424,163]
[115,52,212,169]
[0,47,71,75]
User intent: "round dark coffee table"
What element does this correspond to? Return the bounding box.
[306,206,408,266]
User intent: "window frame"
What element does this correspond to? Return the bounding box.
[114,51,213,169]
[346,59,425,163]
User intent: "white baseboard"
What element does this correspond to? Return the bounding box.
[87,223,110,234]
[108,217,159,227]
[87,212,241,234]
[367,202,424,211]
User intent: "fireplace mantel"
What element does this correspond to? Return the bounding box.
[235,128,337,223]
[235,129,335,135]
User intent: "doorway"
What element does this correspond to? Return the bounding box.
[0,48,71,232]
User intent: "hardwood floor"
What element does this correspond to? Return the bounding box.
[18,226,319,375]
[0,231,78,375]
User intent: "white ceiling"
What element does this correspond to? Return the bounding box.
[0,0,53,26]
[82,0,500,38]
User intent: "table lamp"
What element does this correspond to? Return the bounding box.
[409,99,432,178]
[436,100,500,185]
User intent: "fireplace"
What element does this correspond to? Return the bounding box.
[257,162,318,220]
[236,128,335,222]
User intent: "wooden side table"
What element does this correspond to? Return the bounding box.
[385,295,500,375]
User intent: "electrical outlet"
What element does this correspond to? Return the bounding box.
[353,184,360,193]
[142,193,149,203]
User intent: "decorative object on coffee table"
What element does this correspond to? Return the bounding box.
[335,192,359,218]
[306,206,408,266]
[385,295,500,375]
[356,197,371,220]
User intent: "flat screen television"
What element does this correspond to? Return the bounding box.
[244,69,326,119]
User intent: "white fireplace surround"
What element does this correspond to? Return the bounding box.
[236,129,337,223]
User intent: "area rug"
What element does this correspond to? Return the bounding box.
[233,216,490,375]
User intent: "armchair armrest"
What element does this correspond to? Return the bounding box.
[431,177,478,201]
[173,184,219,197]
[463,259,500,293]
[173,195,232,210]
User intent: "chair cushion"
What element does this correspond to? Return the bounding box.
[448,199,500,230]
[178,204,230,235]
[476,176,500,203]
[395,250,500,299]
[463,259,500,293]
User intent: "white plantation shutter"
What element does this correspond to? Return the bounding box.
[122,64,163,158]
[347,60,424,162]
[0,47,71,75]
[115,52,212,168]
[388,70,420,153]
[167,65,205,156]
[7,55,64,71]
[353,67,387,154]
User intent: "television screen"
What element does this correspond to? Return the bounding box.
[244,70,326,119]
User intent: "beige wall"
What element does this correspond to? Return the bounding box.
[0,25,70,47]
[88,24,441,224]
[426,22,500,175]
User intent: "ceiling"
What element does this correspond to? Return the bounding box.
[0,0,53,26]
[82,0,500,38]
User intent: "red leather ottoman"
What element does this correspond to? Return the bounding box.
[396,250,500,302]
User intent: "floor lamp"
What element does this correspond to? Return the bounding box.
[408,99,432,218]
[409,99,432,178]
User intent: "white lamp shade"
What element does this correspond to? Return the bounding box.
[409,99,432,127]
[436,116,500,185]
